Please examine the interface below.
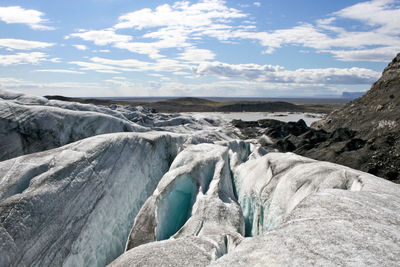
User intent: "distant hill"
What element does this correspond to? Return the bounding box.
[45,95,340,113]
[341,91,365,99]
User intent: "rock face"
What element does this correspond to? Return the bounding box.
[314,53,400,135]
[312,53,400,181]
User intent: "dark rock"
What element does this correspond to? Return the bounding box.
[329,128,356,142]
[276,138,296,152]
[386,171,398,181]
[343,138,366,152]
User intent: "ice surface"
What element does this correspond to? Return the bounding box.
[211,175,400,266]
[1,89,400,267]
[0,132,187,266]
[0,99,146,161]
[115,150,400,266]
[156,174,197,241]
[120,143,248,265]
[0,89,323,163]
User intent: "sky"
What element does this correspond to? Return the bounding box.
[0,0,399,98]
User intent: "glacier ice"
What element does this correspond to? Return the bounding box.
[114,149,400,266]
[0,132,187,266]
[112,143,248,266]
[124,143,247,252]
[156,174,197,241]
[1,89,400,267]
[211,157,400,266]
[0,89,242,161]
[0,99,145,161]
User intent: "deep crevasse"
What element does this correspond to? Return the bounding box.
[112,140,388,266]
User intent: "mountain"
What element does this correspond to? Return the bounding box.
[341,91,365,98]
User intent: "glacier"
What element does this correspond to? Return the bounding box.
[0,132,194,266]
[112,147,400,266]
[0,89,400,266]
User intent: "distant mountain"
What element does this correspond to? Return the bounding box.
[341,91,365,99]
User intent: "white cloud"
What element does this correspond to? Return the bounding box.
[0,52,49,66]
[50,57,62,63]
[68,1,245,60]
[0,38,54,50]
[328,46,399,62]
[73,44,87,50]
[194,61,380,84]
[113,1,245,30]
[173,71,192,76]
[177,47,216,62]
[228,0,400,62]
[105,78,135,87]
[69,60,126,73]
[113,41,165,59]
[334,0,400,34]
[34,69,85,74]
[0,77,106,97]
[66,30,132,45]
[70,56,191,74]
[0,76,366,98]
[149,73,164,77]
[0,6,53,30]
[254,2,261,7]
[90,57,152,69]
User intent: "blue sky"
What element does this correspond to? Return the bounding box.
[0,0,399,97]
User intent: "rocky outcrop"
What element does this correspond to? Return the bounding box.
[311,53,400,181]
[235,117,399,182]
[313,53,400,136]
